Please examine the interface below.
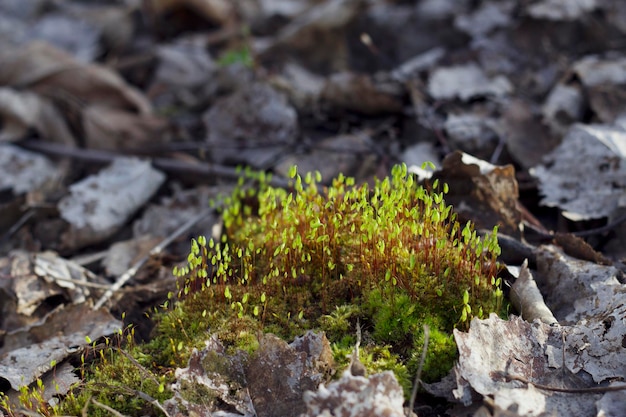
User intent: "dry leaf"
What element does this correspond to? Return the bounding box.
[0,88,75,144]
[428,63,512,101]
[432,152,522,237]
[509,260,558,325]
[58,158,166,251]
[530,124,626,221]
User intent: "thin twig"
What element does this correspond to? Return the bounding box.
[408,324,430,415]
[49,275,112,289]
[131,390,171,417]
[493,371,626,394]
[17,140,291,189]
[93,383,171,417]
[91,399,128,417]
[0,209,35,245]
[114,347,160,386]
[571,213,626,237]
[349,319,366,377]
[93,208,214,310]
[525,213,626,240]
[81,395,91,417]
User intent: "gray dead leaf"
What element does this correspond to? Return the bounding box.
[452,314,561,402]
[530,124,626,220]
[526,0,597,21]
[0,304,122,392]
[259,0,311,19]
[417,0,468,20]
[1,361,80,410]
[431,152,523,237]
[275,132,375,181]
[204,82,298,167]
[448,212,626,416]
[7,250,66,317]
[391,47,446,83]
[509,260,558,325]
[60,3,134,54]
[542,82,585,136]
[269,62,326,113]
[154,36,216,88]
[450,314,600,416]
[26,13,100,61]
[596,387,626,417]
[428,63,512,101]
[454,1,512,38]
[165,335,255,417]
[320,72,404,115]
[535,245,624,324]
[248,332,334,417]
[102,235,162,277]
[58,158,165,249]
[0,144,60,194]
[401,142,441,178]
[574,55,626,87]
[34,250,105,304]
[444,113,500,159]
[534,245,626,385]
[133,185,221,239]
[560,312,626,384]
[301,370,404,417]
[0,88,76,144]
[502,98,556,169]
[572,56,626,123]
[41,362,80,405]
[266,0,365,47]
[602,0,626,35]
[166,331,334,417]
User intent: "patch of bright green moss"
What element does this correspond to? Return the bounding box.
[57,335,172,417]
[173,163,505,388]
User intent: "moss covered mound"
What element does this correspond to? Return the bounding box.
[174,164,504,387]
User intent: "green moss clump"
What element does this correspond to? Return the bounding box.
[174,163,504,385]
[56,333,172,417]
[7,163,506,416]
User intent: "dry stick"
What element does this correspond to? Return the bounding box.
[93,383,171,417]
[51,275,112,289]
[114,385,172,417]
[349,319,366,377]
[93,208,214,310]
[91,399,128,417]
[524,213,626,240]
[115,347,160,386]
[13,410,75,417]
[82,396,91,417]
[129,389,171,417]
[408,324,430,416]
[0,209,35,244]
[18,140,291,189]
[406,80,451,155]
[493,371,626,394]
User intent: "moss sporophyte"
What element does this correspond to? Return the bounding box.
[172,163,505,389]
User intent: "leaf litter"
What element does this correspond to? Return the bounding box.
[0,0,626,416]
